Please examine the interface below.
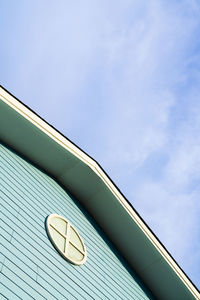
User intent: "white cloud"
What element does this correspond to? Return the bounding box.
[1,0,200,287]
[165,103,200,190]
[92,0,200,285]
[133,181,198,252]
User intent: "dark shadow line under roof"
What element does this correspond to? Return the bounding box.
[0,84,199,293]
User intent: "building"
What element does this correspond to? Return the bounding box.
[0,86,199,300]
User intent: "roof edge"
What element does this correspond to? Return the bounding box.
[0,85,199,300]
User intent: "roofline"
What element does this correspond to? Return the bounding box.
[0,85,199,299]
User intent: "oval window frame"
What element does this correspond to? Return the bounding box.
[46,214,87,265]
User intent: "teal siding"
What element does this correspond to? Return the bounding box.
[0,143,153,300]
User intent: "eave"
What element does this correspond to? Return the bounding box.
[0,86,199,300]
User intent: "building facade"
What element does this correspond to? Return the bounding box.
[0,86,199,300]
[0,142,152,300]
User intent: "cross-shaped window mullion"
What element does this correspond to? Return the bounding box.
[64,222,71,255]
[47,215,86,265]
[69,241,85,255]
[50,224,67,239]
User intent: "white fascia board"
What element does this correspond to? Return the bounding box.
[0,86,199,300]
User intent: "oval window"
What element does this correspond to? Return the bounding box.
[46,214,87,265]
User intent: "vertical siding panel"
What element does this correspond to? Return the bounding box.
[0,283,21,300]
[0,143,153,300]
[1,272,33,300]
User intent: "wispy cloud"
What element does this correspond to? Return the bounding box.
[1,0,200,287]
[95,0,200,284]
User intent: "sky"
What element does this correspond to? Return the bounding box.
[0,0,200,289]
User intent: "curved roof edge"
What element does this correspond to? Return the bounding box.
[0,86,199,300]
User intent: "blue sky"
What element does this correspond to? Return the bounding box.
[1,0,200,289]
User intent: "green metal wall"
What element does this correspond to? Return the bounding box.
[0,143,154,300]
